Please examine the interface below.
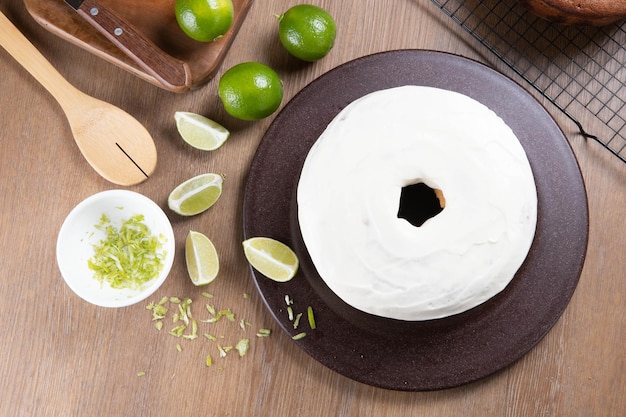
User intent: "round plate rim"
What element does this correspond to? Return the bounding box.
[242,50,589,391]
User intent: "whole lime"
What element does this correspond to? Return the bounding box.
[277,4,336,62]
[218,62,284,121]
[175,0,234,42]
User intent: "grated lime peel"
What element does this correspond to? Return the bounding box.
[88,214,166,290]
[145,295,272,368]
[307,306,316,330]
[235,339,250,357]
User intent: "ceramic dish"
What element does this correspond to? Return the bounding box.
[242,50,589,391]
[57,190,175,308]
[23,0,254,92]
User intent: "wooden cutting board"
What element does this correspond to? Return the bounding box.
[23,0,254,92]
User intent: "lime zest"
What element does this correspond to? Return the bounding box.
[256,328,272,337]
[218,345,228,358]
[169,325,186,338]
[147,302,168,320]
[307,306,316,329]
[88,214,166,290]
[204,333,218,342]
[292,332,307,340]
[235,339,250,357]
[183,319,198,340]
[203,307,235,323]
[145,295,270,367]
[293,312,303,329]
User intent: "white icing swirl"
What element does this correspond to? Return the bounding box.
[297,86,537,321]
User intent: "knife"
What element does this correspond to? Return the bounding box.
[64,0,192,92]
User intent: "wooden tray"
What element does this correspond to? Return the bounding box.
[23,0,254,92]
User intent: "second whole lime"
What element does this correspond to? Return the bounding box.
[218,62,284,121]
[277,4,336,62]
[175,0,234,42]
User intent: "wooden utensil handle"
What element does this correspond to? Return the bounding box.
[0,11,79,106]
[76,0,192,93]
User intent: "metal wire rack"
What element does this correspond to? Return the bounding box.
[431,0,626,163]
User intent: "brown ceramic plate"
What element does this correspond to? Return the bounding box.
[23,0,253,92]
[243,50,588,391]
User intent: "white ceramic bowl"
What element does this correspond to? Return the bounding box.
[56,190,175,308]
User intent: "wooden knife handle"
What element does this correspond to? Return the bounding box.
[77,0,192,93]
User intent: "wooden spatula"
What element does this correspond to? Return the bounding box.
[0,11,157,186]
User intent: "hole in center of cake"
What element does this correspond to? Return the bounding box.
[397,182,445,227]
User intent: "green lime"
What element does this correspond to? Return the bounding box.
[277,4,336,62]
[168,173,223,216]
[174,111,230,151]
[218,62,283,121]
[186,230,219,286]
[242,237,299,282]
[175,0,234,42]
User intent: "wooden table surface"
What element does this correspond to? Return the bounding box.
[1,0,624,415]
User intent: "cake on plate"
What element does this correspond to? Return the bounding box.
[297,86,537,321]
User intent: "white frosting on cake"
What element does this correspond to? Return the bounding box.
[297,86,537,321]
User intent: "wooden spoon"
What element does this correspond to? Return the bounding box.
[0,11,156,186]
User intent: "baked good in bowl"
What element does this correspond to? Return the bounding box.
[517,0,626,26]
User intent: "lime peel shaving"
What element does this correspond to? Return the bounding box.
[88,214,166,290]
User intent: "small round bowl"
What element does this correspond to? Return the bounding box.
[57,190,175,308]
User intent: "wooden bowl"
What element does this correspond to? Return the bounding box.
[23,0,254,92]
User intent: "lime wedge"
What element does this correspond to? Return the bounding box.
[242,237,299,282]
[186,230,219,286]
[168,173,223,216]
[175,111,230,151]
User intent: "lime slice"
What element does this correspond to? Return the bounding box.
[174,112,230,151]
[242,237,299,282]
[186,230,219,286]
[168,173,223,216]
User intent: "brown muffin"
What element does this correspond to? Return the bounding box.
[517,0,626,25]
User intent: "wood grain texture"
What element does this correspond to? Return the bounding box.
[0,0,624,416]
[0,9,157,185]
[23,0,254,90]
[75,0,191,92]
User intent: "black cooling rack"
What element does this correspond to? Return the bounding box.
[431,0,626,163]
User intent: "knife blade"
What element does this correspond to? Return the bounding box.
[64,0,192,92]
